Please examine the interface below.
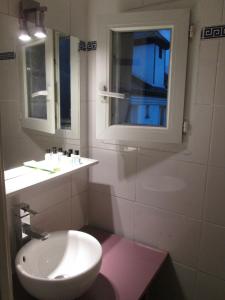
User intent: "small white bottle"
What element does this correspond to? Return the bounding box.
[57,147,63,164]
[45,149,52,161]
[61,150,68,166]
[74,150,81,165]
[67,149,73,166]
[71,152,76,166]
[52,147,58,164]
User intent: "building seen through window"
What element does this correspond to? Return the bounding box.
[111,29,171,127]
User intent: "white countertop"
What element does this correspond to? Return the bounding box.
[5,157,98,197]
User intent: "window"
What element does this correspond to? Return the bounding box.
[111,29,171,128]
[96,9,190,144]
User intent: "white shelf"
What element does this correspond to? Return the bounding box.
[5,157,98,197]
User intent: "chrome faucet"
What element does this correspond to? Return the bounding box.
[22,223,49,240]
[16,202,48,242]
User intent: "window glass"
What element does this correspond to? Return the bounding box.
[25,43,47,119]
[111,29,171,127]
[59,35,71,129]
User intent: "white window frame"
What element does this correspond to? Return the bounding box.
[96,9,190,144]
[55,33,80,140]
[21,29,55,134]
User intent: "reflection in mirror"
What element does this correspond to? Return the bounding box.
[0,13,81,171]
[55,33,71,129]
[55,32,80,138]
[25,41,47,119]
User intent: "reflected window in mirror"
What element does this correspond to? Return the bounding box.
[21,29,55,134]
[57,34,71,129]
[55,32,80,139]
[25,42,47,120]
[20,29,80,138]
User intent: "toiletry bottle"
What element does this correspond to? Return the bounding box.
[45,149,51,161]
[68,149,73,156]
[74,150,81,164]
[67,150,72,166]
[71,153,75,165]
[58,147,63,163]
[61,150,68,166]
[52,147,58,164]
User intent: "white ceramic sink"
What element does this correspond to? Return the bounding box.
[15,230,102,300]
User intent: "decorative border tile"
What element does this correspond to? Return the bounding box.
[0,51,16,60]
[201,25,225,39]
[87,41,97,51]
[79,41,86,51]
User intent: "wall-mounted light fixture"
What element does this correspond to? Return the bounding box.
[18,0,47,42]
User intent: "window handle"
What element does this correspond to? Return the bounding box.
[98,90,127,100]
[31,90,48,98]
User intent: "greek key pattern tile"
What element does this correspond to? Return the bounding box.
[201,25,225,39]
[0,51,16,60]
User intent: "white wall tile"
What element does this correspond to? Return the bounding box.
[214,39,225,105]
[198,222,225,280]
[31,199,72,232]
[0,0,8,14]
[71,169,88,196]
[0,59,19,101]
[40,0,70,34]
[87,53,96,102]
[119,0,143,11]
[195,272,225,300]
[13,175,71,213]
[142,0,196,10]
[8,0,19,17]
[2,134,45,169]
[204,167,225,227]
[70,0,88,39]
[87,0,120,39]
[199,0,224,25]
[80,101,88,148]
[172,263,197,300]
[134,204,201,267]
[209,107,225,167]
[0,101,22,138]
[137,105,212,165]
[88,190,134,239]
[223,0,225,21]
[71,192,88,230]
[89,147,136,201]
[0,15,19,102]
[80,51,88,102]
[196,40,219,105]
[151,261,197,300]
[136,153,206,219]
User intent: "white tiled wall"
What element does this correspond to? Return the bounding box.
[2,0,225,298]
[87,0,225,299]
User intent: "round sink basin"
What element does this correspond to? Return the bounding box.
[15,230,102,300]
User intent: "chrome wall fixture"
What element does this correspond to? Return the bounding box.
[18,0,47,42]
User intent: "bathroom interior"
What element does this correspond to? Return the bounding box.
[0,0,225,299]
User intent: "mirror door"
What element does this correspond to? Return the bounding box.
[21,29,55,134]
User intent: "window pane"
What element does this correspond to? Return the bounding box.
[59,35,71,129]
[26,43,47,119]
[111,29,171,127]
